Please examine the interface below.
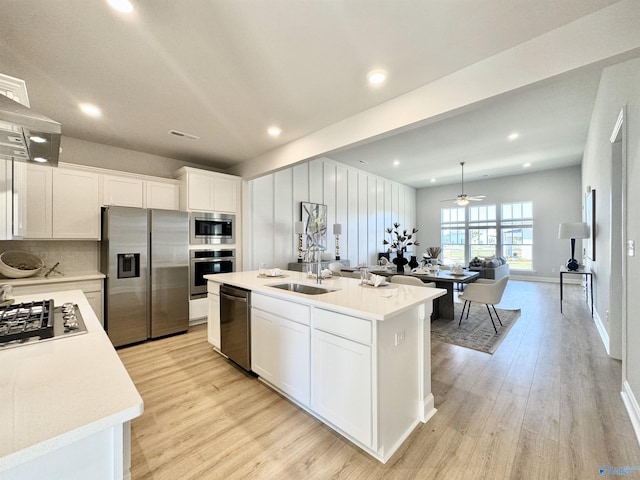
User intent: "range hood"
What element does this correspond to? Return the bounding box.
[0,93,61,166]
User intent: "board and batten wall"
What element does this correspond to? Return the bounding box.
[245,158,416,271]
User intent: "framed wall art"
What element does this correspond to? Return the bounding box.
[301,202,327,251]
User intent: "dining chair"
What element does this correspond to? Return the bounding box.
[390,275,435,288]
[457,276,509,333]
[327,262,343,276]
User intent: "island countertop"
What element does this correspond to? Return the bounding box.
[205,270,446,321]
[0,289,143,473]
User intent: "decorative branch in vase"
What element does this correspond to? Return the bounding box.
[426,247,442,265]
[383,222,420,273]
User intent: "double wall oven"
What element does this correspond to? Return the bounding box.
[190,249,235,299]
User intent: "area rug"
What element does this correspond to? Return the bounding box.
[431,303,521,354]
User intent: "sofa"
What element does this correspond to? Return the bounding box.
[468,256,510,280]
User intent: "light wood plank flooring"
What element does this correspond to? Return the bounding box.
[118,280,640,479]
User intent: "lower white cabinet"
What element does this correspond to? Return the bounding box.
[207,292,220,349]
[311,329,372,447]
[251,308,310,406]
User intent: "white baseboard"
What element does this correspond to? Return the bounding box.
[621,381,640,447]
[593,310,610,355]
[422,393,437,423]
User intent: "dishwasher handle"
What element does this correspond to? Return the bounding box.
[220,291,248,303]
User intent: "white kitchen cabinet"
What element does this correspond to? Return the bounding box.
[102,175,144,208]
[144,180,179,210]
[207,281,221,349]
[311,328,372,447]
[52,168,100,239]
[250,293,311,406]
[176,167,239,213]
[25,163,53,238]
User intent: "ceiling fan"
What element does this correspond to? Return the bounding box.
[442,162,486,206]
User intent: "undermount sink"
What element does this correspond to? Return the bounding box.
[268,282,339,295]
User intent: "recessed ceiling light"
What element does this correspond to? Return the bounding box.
[30,136,47,143]
[367,69,387,86]
[267,126,282,137]
[523,162,531,168]
[108,0,134,13]
[430,178,436,183]
[393,159,400,167]
[508,132,520,141]
[33,157,48,163]
[79,103,102,118]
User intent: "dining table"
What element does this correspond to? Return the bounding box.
[347,267,480,320]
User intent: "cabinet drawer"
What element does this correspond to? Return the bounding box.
[313,309,371,345]
[252,293,310,325]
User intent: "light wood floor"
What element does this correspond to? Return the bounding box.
[118,281,640,479]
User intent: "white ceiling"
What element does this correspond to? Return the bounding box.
[0,0,629,186]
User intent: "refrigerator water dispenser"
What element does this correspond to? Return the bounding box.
[117,253,140,278]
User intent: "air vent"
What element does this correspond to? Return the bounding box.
[169,130,200,141]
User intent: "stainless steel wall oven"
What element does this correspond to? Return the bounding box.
[189,212,235,245]
[190,249,235,299]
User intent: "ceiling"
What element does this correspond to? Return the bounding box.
[0,0,627,186]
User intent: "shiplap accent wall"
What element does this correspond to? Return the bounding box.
[246,158,416,270]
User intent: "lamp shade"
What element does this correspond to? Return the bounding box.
[333,223,342,235]
[558,222,590,239]
[294,221,304,234]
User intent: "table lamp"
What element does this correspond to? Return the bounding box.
[333,223,342,260]
[558,222,590,271]
[294,221,304,262]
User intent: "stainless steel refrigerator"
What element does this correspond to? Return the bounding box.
[101,206,189,347]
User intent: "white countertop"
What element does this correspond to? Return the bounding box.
[0,289,143,472]
[0,272,105,286]
[205,270,446,321]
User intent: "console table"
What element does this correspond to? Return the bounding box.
[559,266,593,316]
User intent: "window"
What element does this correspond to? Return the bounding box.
[501,201,533,270]
[440,207,465,265]
[439,201,533,270]
[469,205,497,259]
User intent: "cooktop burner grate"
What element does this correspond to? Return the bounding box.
[0,299,54,343]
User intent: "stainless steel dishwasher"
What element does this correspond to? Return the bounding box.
[219,284,251,371]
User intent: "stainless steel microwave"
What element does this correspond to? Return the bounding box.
[189,212,235,245]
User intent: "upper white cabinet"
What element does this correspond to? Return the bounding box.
[26,165,101,239]
[25,164,53,238]
[144,181,179,210]
[52,168,101,239]
[176,167,240,213]
[102,175,144,208]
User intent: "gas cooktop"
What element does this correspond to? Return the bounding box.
[0,299,87,350]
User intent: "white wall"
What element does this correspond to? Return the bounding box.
[581,56,640,434]
[415,165,582,280]
[246,158,416,270]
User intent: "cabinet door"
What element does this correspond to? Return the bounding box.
[52,169,100,239]
[251,308,278,385]
[145,181,179,210]
[187,173,213,211]
[102,175,144,207]
[84,290,103,327]
[213,176,237,213]
[207,292,220,348]
[277,316,310,405]
[25,164,53,238]
[312,330,372,447]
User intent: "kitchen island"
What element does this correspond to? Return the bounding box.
[0,290,143,480]
[205,270,445,463]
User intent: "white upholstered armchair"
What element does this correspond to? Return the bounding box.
[458,276,509,333]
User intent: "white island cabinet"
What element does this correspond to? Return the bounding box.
[205,270,445,463]
[0,290,143,480]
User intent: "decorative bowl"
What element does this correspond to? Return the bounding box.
[0,250,44,278]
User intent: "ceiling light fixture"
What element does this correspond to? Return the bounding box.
[508,132,520,141]
[430,178,436,183]
[108,0,134,13]
[30,136,47,143]
[33,157,48,163]
[79,103,102,118]
[523,162,531,168]
[393,159,400,167]
[367,69,387,86]
[267,126,282,137]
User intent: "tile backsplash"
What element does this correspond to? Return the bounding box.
[0,241,99,277]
